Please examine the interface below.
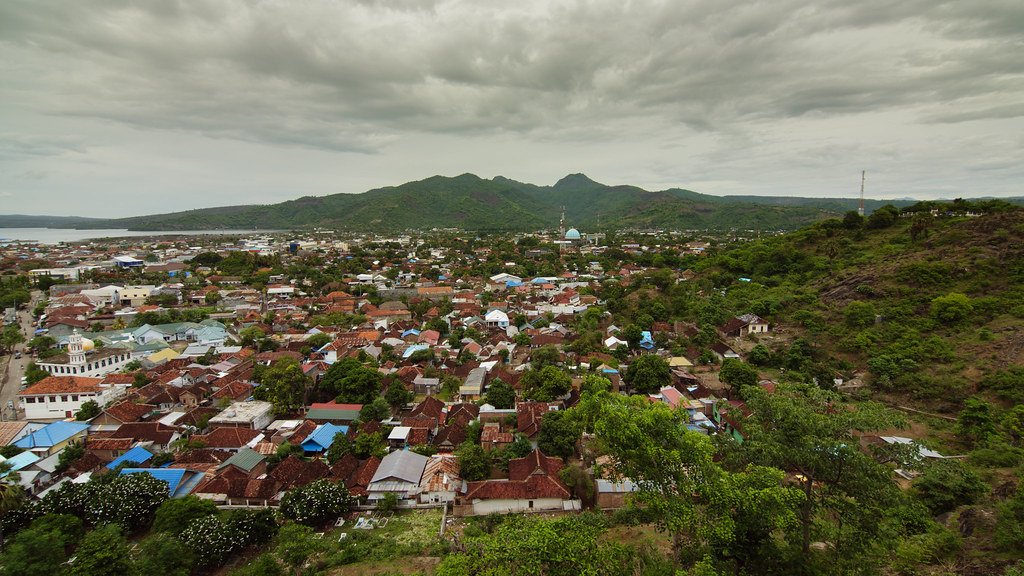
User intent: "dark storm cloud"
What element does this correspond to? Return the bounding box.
[2,0,1020,149]
[0,0,1021,215]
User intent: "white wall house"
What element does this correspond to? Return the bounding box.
[18,375,129,420]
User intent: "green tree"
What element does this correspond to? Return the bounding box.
[719,358,759,394]
[24,362,50,386]
[0,514,79,576]
[0,326,25,354]
[352,431,387,459]
[152,495,218,536]
[537,409,580,461]
[239,326,266,348]
[131,533,195,576]
[253,358,311,417]
[76,400,101,421]
[592,396,718,564]
[842,210,864,229]
[320,358,382,404]
[484,378,516,409]
[748,344,772,366]
[384,380,413,410]
[55,442,85,473]
[305,332,331,350]
[325,433,352,465]
[455,441,491,481]
[358,397,390,423]
[912,459,987,515]
[520,365,571,402]
[930,292,974,324]
[956,398,997,448]
[725,383,906,570]
[68,523,132,576]
[1002,405,1024,447]
[624,354,671,394]
[844,301,877,328]
[995,482,1024,553]
[279,479,353,526]
[866,204,899,229]
[529,345,561,369]
[273,523,328,572]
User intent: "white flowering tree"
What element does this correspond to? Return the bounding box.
[279,479,354,526]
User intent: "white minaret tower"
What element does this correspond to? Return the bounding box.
[559,206,566,237]
[67,329,86,367]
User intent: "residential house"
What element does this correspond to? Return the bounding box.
[366,450,429,503]
[14,421,90,457]
[459,449,574,516]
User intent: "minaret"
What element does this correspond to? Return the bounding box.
[559,206,566,237]
[68,330,86,367]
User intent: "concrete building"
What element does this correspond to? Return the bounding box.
[36,331,134,378]
[18,374,130,420]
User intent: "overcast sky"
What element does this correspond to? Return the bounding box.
[1,1,1022,218]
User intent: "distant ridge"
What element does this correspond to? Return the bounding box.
[5,173,1017,232]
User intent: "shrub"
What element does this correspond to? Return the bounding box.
[912,460,988,515]
[152,495,218,536]
[279,479,353,526]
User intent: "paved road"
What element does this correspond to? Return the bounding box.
[1,290,41,421]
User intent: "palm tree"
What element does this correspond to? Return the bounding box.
[0,461,25,548]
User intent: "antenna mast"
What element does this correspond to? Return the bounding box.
[858,171,865,217]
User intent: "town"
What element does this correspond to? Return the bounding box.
[0,220,754,507]
[0,201,1022,575]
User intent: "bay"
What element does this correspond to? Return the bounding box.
[0,228,279,244]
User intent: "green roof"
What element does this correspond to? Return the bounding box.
[217,447,265,473]
[306,408,361,421]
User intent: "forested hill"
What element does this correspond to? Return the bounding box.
[696,199,1024,412]
[5,173,858,232]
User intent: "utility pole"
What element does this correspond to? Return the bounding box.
[858,171,866,217]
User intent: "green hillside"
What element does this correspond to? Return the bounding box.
[49,173,840,232]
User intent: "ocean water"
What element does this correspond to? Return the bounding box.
[0,228,277,244]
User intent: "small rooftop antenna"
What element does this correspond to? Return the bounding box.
[858,171,866,217]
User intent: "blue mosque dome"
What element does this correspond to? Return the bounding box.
[564,228,581,240]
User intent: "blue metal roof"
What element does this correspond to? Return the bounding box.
[300,423,348,452]
[402,344,429,358]
[14,421,90,449]
[402,329,421,337]
[107,446,154,470]
[119,468,187,496]
[2,451,40,475]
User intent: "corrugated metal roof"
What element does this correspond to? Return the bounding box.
[300,423,348,452]
[371,450,427,485]
[14,421,89,449]
[107,446,154,469]
[217,447,266,472]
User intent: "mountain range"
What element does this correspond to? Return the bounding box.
[0,173,978,232]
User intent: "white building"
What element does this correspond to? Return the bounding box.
[36,331,133,378]
[208,401,275,431]
[484,309,510,328]
[18,375,130,420]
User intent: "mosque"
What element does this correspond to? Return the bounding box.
[556,207,602,250]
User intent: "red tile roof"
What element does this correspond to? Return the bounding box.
[195,427,261,448]
[19,375,102,396]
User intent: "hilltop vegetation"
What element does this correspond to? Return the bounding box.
[7,173,848,232]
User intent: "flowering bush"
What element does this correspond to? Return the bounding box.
[31,472,168,532]
[279,479,353,526]
[179,509,278,570]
